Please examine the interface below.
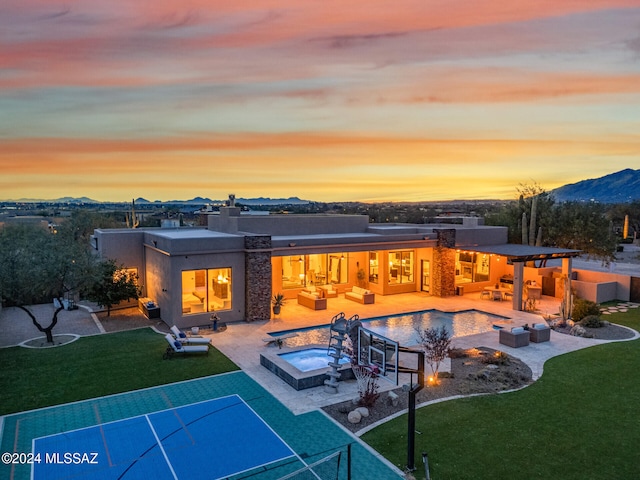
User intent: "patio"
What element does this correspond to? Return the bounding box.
[207,290,620,415]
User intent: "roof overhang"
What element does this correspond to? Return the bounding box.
[458,244,581,263]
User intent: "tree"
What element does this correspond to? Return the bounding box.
[547,201,617,263]
[0,224,96,343]
[485,182,618,263]
[86,260,140,316]
[415,325,452,383]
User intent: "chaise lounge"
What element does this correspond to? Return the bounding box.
[163,333,209,359]
[345,286,375,304]
[170,325,211,345]
[498,326,530,348]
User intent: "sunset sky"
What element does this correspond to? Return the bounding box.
[1,1,639,203]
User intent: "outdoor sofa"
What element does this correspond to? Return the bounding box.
[297,291,327,310]
[345,286,375,304]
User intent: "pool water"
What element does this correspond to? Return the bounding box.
[269,309,507,349]
[278,348,350,372]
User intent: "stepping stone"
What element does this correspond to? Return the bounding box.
[619,309,628,312]
[602,311,612,315]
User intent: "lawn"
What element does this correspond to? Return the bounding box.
[362,304,640,480]
[0,328,239,415]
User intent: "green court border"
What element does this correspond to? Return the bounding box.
[1,371,402,480]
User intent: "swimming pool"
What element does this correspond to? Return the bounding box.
[268,309,508,349]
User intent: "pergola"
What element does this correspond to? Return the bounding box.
[461,244,582,313]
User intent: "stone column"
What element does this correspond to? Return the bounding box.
[245,235,272,322]
[432,229,456,297]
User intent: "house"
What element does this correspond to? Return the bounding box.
[93,198,617,329]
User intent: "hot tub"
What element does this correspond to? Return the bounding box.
[260,345,354,390]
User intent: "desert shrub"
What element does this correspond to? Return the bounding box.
[482,350,510,366]
[448,348,468,359]
[580,315,603,328]
[572,298,601,322]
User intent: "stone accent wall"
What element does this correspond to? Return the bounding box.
[432,229,456,297]
[245,235,272,321]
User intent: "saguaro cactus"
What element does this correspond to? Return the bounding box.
[125,198,140,229]
[522,196,542,247]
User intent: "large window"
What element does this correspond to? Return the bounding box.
[281,253,348,289]
[369,251,379,284]
[181,268,232,314]
[455,252,490,284]
[388,250,414,285]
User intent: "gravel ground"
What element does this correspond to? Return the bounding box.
[322,322,635,433]
[322,347,533,433]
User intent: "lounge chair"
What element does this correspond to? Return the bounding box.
[319,284,338,298]
[498,327,530,348]
[163,333,209,359]
[170,325,211,345]
[529,323,551,343]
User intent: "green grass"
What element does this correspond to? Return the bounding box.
[363,303,640,480]
[0,328,239,415]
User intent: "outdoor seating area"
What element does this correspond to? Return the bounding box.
[481,286,512,301]
[498,322,551,348]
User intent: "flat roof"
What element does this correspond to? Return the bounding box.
[151,229,239,239]
[460,244,581,262]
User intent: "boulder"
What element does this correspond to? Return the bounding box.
[570,324,587,337]
[387,391,399,407]
[355,407,369,418]
[347,410,362,424]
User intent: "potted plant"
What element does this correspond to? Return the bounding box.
[272,293,286,315]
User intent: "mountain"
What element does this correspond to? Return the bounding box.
[551,169,640,203]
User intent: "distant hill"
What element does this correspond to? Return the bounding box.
[134,196,309,205]
[551,169,640,203]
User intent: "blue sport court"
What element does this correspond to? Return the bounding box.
[32,395,296,479]
[1,372,403,480]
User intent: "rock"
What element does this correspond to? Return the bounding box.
[567,319,575,327]
[356,407,369,418]
[570,325,587,337]
[387,391,399,407]
[347,410,362,424]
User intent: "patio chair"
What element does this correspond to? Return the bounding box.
[163,333,209,359]
[529,323,551,343]
[170,325,211,345]
[480,290,491,300]
[498,327,530,348]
